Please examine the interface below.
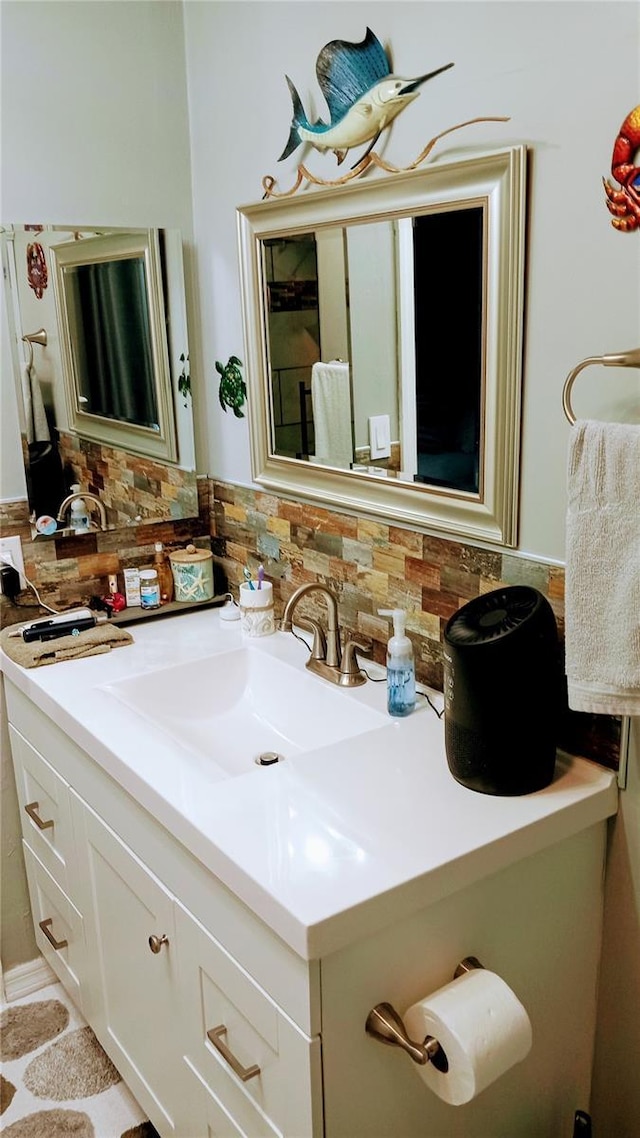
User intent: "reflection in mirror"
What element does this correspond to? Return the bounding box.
[239,147,527,547]
[411,206,483,493]
[265,208,484,494]
[67,257,157,424]
[2,225,197,538]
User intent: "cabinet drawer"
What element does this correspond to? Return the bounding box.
[9,725,75,895]
[182,1056,279,1138]
[176,903,322,1138]
[22,841,85,1008]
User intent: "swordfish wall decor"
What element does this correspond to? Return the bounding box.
[262,27,509,197]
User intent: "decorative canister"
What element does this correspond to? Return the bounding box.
[169,543,214,602]
[239,580,275,637]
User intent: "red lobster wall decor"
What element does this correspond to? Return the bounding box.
[26,241,48,298]
[603,105,640,232]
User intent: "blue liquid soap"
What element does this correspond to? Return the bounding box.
[387,662,416,716]
[379,607,416,718]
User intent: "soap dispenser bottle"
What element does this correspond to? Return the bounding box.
[379,609,416,717]
[69,484,89,533]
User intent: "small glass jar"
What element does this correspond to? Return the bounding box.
[139,568,161,609]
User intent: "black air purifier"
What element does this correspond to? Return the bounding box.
[443,586,560,795]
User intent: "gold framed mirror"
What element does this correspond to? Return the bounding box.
[238,146,527,547]
[51,229,177,463]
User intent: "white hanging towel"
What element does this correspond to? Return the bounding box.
[21,362,50,445]
[311,361,353,468]
[565,419,640,716]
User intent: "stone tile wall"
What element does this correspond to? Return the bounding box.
[58,433,199,528]
[0,476,622,769]
[0,479,212,614]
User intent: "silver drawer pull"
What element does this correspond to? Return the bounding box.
[39,918,68,951]
[207,1025,261,1082]
[25,801,54,830]
[148,934,169,954]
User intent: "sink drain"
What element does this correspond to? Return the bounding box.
[255,751,285,767]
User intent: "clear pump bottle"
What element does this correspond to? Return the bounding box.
[69,484,89,533]
[154,542,174,604]
[379,608,416,717]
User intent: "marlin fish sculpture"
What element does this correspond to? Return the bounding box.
[279,27,454,166]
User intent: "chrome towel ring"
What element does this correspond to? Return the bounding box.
[562,347,640,424]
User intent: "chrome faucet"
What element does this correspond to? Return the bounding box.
[279,582,368,687]
[57,492,108,532]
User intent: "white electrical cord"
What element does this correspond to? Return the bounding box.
[0,553,60,614]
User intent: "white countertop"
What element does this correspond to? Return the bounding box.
[1,608,618,960]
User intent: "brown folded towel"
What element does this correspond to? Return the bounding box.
[0,622,134,668]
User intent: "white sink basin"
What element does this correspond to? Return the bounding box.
[102,646,388,778]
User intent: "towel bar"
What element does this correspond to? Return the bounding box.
[22,327,48,369]
[562,347,640,424]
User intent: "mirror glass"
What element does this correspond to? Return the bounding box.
[2,224,197,537]
[238,147,527,547]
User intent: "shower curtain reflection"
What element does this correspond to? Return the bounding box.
[70,257,159,429]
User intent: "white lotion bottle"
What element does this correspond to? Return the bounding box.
[379,608,416,716]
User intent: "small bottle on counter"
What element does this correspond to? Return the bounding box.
[106,573,126,613]
[123,567,141,607]
[153,542,174,604]
[139,568,161,609]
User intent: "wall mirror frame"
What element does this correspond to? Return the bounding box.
[51,228,177,464]
[237,146,527,547]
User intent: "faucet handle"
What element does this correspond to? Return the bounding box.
[296,617,327,661]
[339,640,369,687]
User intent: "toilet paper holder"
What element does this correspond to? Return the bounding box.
[365,956,484,1072]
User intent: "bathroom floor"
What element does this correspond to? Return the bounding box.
[0,980,158,1138]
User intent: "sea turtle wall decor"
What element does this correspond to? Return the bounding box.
[216,355,246,417]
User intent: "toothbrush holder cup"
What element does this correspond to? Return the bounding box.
[239,581,275,637]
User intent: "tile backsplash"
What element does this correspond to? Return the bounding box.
[0,478,212,613]
[57,433,199,529]
[1,477,622,770]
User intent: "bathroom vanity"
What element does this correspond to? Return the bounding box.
[1,610,617,1137]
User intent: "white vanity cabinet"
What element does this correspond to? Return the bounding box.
[5,682,322,1138]
[3,650,618,1138]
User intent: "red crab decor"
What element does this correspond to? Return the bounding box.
[603,105,640,232]
[26,241,48,297]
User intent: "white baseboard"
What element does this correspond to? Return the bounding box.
[3,955,57,1002]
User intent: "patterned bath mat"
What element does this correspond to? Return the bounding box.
[0,982,159,1138]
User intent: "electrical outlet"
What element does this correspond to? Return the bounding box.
[0,535,26,589]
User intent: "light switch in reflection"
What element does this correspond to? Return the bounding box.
[369,414,391,459]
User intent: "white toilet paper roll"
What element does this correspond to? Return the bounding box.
[404,968,532,1106]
